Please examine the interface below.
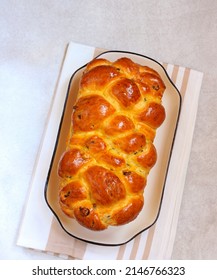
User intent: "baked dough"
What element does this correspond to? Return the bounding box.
[58,57,166,231]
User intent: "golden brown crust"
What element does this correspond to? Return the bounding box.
[113,132,146,153]
[58,149,91,178]
[84,166,126,205]
[122,170,147,193]
[109,78,141,107]
[73,201,107,231]
[139,102,166,128]
[72,95,115,132]
[58,56,166,230]
[111,197,144,225]
[104,115,135,135]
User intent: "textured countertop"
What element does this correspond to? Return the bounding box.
[1,0,217,260]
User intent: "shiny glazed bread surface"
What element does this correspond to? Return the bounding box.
[58,57,166,231]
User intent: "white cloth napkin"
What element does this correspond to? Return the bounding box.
[17,42,203,259]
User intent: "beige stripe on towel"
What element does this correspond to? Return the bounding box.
[46,218,87,260]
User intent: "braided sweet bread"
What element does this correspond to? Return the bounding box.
[58,56,166,231]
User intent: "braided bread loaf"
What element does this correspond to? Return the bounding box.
[58,57,166,231]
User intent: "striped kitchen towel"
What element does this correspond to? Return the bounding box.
[17,42,203,259]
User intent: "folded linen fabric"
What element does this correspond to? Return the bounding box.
[17,42,203,260]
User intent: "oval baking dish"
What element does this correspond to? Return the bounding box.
[44,50,181,246]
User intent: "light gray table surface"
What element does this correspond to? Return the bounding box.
[1,0,217,260]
